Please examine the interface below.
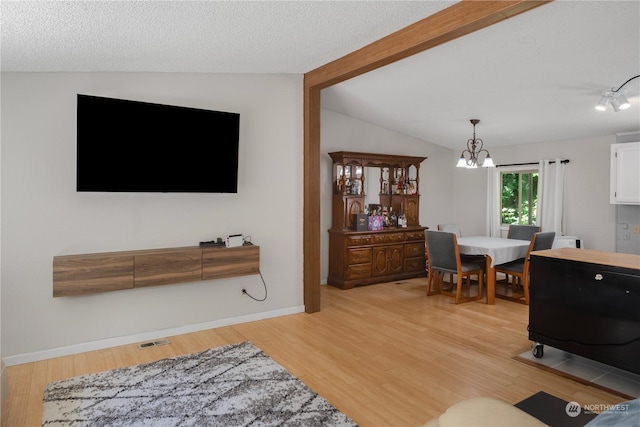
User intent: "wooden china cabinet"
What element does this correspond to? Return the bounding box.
[327,151,428,289]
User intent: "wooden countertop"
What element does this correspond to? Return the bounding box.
[328,226,427,235]
[532,248,640,270]
[54,242,256,260]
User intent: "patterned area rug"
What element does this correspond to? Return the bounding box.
[42,341,357,426]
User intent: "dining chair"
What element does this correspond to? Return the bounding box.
[507,224,541,240]
[436,224,461,285]
[425,230,485,304]
[495,231,555,304]
[501,224,541,286]
[435,224,484,286]
[437,223,462,236]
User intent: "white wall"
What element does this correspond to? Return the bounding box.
[1,73,627,364]
[452,135,619,251]
[319,109,455,283]
[0,96,3,411]
[1,72,304,362]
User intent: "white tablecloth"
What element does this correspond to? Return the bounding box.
[457,236,530,267]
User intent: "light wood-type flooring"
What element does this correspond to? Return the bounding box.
[2,279,625,426]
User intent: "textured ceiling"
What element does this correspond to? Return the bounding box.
[1,1,454,73]
[2,1,639,150]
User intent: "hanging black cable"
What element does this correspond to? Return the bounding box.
[613,75,640,93]
[242,270,268,302]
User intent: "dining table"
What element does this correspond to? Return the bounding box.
[457,236,531,304]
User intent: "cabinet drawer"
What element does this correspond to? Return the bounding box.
[404,257,426,273]
[346,264,372,280]
[373,233,404,244]
[53,254,134,297]
[134,249,202,288]
[404,231,425,241]
[202,245,260,280]
[347,248,372,265]
[347,235,372,246]
[404,242,425,257]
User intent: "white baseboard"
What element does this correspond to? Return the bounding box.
[3,306,305,366]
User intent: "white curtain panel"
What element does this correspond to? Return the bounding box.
[486,167,501,237]
[538,159,566,235]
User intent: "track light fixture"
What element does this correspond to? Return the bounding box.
[595,75,638,112]
[456,119,494,168]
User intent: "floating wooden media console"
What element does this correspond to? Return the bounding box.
[53,243,260,297]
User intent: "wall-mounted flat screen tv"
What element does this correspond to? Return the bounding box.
[77,94,240,193]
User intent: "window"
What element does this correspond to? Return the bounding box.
[501,169,538,225]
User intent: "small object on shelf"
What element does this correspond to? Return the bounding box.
[356,214,369,231]
[225,234,244,248]
[368,215,384,231]
[398,212,407,228]
[199,241,224,247]
[199,237,225,247]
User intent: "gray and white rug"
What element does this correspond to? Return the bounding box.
[42,341,357,426]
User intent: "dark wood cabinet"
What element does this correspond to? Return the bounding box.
[529,248,640,375]
[327,151,427,289]
[402,195,420,226]
[328,228,426,289]
[332,195,366,230]
[372,244,403,276]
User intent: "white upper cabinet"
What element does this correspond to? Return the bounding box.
[610,142,640,204]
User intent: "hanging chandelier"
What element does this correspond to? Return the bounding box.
[456,119,495,168]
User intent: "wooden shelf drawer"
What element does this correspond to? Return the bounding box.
[53,254,134,297]
[373,233,404,244]
[347,248,372,265]
[404,256,426,273]
[346,264,372,280]
[404,242,425,258]
[404,230,425,241]
[134,249,202,288]
[202,245,260,280]
[347,235,372,246]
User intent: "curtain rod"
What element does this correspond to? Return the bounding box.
[496,159,570,168]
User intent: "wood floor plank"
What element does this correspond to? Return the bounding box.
[2,279,626,426]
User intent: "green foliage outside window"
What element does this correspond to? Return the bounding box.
[501,171,538,225]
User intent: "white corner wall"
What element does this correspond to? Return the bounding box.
[1,72,304,362]
[319,109,455,283]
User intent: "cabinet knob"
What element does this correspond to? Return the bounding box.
[595,273,603,281]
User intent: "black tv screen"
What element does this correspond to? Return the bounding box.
[76,94,240,193]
